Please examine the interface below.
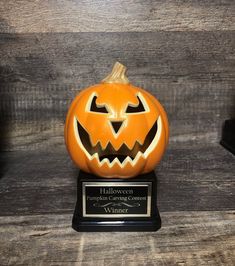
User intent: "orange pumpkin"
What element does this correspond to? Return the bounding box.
[65,62,169,178]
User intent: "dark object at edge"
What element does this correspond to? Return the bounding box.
[220,119,235,155]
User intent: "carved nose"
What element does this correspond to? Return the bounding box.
[110,121,123,134]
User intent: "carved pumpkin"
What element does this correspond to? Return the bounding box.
[65,62,169,178]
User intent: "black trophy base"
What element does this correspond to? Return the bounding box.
[220,119,235,155]
[72,171,161,232]
[72,219,161,232]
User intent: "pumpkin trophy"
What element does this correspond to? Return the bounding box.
[65,62,169,231]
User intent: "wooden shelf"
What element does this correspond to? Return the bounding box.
[0,144,234,264]
[0,211,234,265]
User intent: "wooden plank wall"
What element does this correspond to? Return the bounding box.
[0,0,234,151]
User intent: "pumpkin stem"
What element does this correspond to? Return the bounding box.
[102,62,129,84]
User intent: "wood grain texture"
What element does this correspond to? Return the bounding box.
[0,144,234,216]
[0,211,234,265]
[0,0,234,33]
[0,32,234,151]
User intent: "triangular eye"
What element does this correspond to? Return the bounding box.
[125,95,146,113]
[90,95,109,113]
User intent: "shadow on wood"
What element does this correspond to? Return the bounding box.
[0,115,9,178]
[231,93,235,119]
[0,19,16,177]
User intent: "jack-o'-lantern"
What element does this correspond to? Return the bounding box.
[65,62,169,178]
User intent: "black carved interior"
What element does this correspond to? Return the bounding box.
[125,95,145,113]
[76,119,158,163]
[110,121,123,134]
[90,95,108,113]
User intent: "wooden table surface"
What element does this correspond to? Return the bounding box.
[0,144,234,265]
[0,0,235,265]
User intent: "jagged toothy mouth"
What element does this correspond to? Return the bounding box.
[74,117,162,168]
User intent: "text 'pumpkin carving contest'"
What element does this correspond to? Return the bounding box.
[65,62,169,178]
